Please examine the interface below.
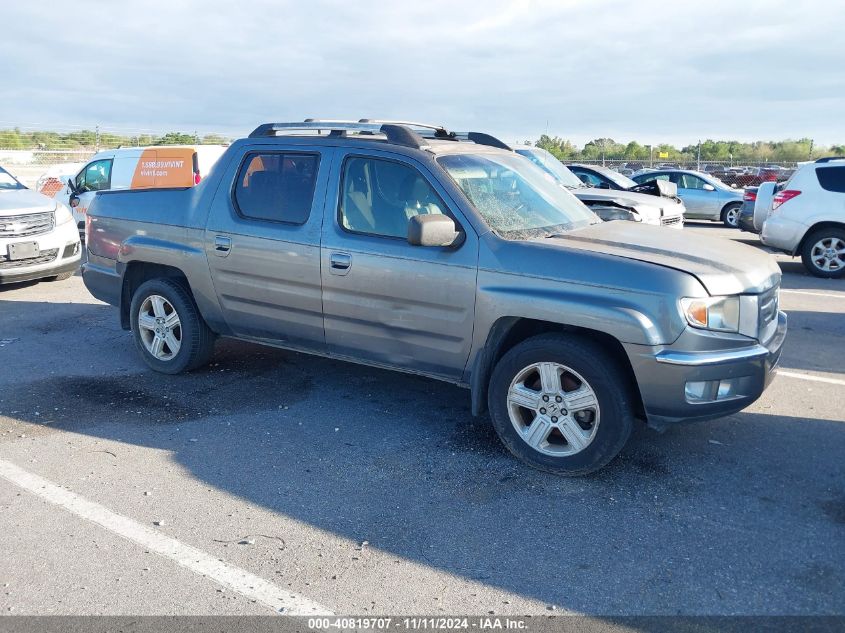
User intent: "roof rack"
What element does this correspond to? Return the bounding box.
[815,156,845,163]
[248,120,430,150]
[247,119,513,152]
[357,119,455,138]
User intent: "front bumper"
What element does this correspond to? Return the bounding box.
[761,215,805,254]
[625,311,787,430]
[0,220,81,284]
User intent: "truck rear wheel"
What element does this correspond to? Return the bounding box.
[129,278,216,374]
[487,333,634,476]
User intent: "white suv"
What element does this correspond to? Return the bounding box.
[0,166,81,285]
[761,157,845,278]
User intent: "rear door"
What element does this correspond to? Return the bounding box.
[204,146,333,348]
[319,149,478,380]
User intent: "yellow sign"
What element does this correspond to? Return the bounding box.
[658,151,669,159]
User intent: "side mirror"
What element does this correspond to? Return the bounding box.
[407,214,463,247]
[703,183,716,191]
[69,195,80,208]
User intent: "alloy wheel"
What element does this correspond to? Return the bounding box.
[137,294,182,360]
[506,362,600,456]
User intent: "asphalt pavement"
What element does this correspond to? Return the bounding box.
[0,223,843,617]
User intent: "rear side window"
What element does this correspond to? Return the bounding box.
[234,153,319,224]
[816,166,845,193]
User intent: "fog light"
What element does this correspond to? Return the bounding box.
[685,381,710,402]
[717,379,738,400]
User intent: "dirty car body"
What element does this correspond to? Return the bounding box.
[82,121,786,475]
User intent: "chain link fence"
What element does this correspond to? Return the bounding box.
[568,159,800,188]
[0,125,233,186]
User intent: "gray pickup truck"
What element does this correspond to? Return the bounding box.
[82,120,787,475]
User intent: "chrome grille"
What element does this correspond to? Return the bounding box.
[661,216,682,226]
[0,211,55,238]
[758,284,780,341]
[0,248,59,270]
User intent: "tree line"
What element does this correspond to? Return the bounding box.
[531,136,845,163]
[0,128,230,150]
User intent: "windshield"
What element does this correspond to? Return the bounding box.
[438,152,599,239]
[0,167,25,191]
[516,148,584,189]
[592,166,637,189]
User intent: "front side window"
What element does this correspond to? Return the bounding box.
[339,156,449,239]
[438,152,597,239]
[234,153,319,224]
[77,159,112,192]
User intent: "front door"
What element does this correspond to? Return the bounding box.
[320,150,478,380]
[72,158,113,227]
[676,172,719,219]
[204,147,332,348]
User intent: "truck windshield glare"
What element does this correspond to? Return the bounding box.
[437,153,598,238]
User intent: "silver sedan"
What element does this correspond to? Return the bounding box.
[632,169,744,227]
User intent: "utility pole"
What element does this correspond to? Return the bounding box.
[95,125,100,152]
[696,140,701,171]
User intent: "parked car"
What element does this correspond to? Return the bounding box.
[567,163,639,190]
[516,148,684,228]
[761,157,845,278]
[739,181,780,234]
[82,120,786,476]
[59,145,228,232]
[0,165,81,284]
[631,169,745,227]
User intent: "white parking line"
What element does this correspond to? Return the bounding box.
[780,289,845,300]
[777,370,845,387]
[0,458,332,616]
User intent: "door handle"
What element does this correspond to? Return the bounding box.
[330,252,351,275]
[214,235,232,257]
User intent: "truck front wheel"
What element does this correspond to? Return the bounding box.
[129,278,215,374]
[487,334,635,476]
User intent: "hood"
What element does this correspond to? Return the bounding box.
[572,187,684,214]
[545,221,780,295]
[0,189,55,216]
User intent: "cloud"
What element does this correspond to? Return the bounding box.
[3,0,844,145]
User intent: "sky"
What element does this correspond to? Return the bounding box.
[4,0,845,147]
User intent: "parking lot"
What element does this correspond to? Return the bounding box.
[0,222,843,616]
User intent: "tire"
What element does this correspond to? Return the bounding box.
[129,278,216,374]
[487,333,635,476]
[721,203,742,228]
[801,227,845,279]
[46,271,75,281]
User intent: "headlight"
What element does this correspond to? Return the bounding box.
[633,204,661,222]
[680,296,740,332]
[592,206,639,222]
[55,203,74,226]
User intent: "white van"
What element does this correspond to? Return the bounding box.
[58,145,227,231]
